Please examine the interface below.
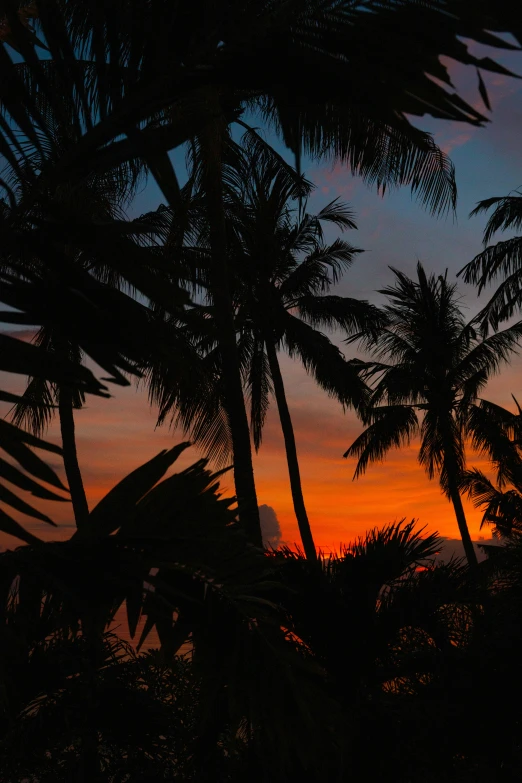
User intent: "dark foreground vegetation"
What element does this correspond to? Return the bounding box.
[3,1,522,780]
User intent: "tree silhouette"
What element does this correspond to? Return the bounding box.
[0,443,338,781]
[194,122,264,544]
[269,519,488,780]
[344,263,522,567]
[228,147,377,561]
[2,62,145,529]
[170,114,458,544]
[3,0,516,546]
[146,138,377,560]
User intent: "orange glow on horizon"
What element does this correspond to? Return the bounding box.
[1,350,522,551]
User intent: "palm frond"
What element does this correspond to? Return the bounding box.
[460,193,522,328]
[10,375,55,437]
[479,267,522,332]
[273,99,459,215]
[466,402,522,488]
[460,467,522,536]
[279,241,363,300]
[343,405,419,478]
[354,326,417,363]
[296,294,386,338]
[460,468,502,509]
[459,237,522,296]
[453,322,522,387]
[369,362,425,407]
[419,410,464,493]
[238,124,313,205]
[469,191,522,245]
[283,312,368,411]
[345,519,441,573]
[0,416,69,543]
[145,338,232,469]
[314,198,358,231]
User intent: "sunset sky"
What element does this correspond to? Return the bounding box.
[3,38,522,551]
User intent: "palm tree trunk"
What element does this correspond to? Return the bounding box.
[199,120,261,546]
[265,339,317,562]
[58,387,89,529]
[446,477,478,568]
[443,446,478,568]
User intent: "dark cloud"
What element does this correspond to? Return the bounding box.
[259,504,282,548]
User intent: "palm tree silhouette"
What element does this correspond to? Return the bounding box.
[462,468,522,539]
[147,139,377,559]
[344,263,522,567]
[195,122,264,545]
[4,62,145,529]
[180,110,458,545]
[229,150,378,561]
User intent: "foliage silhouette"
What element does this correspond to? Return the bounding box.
[0,443,338,780]
[3,2,522,780]
[3,59,148,530]
[146,136,378,560]
[268,520,493,781]
[1,0,518,544]
[2,0,520,210]
[0,418,68,543]
[344,263,522,567]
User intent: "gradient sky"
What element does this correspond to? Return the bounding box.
[3,39,522,551]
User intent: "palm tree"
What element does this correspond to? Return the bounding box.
[460,191,522,330]
[180,110,458,545]
[195,122,263,544]
[1,62,206,532]
[2,64,144,530]
[146,139,378,560]
[229,151,379,561]
[0,207,195,541]
[344,263,522,568]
